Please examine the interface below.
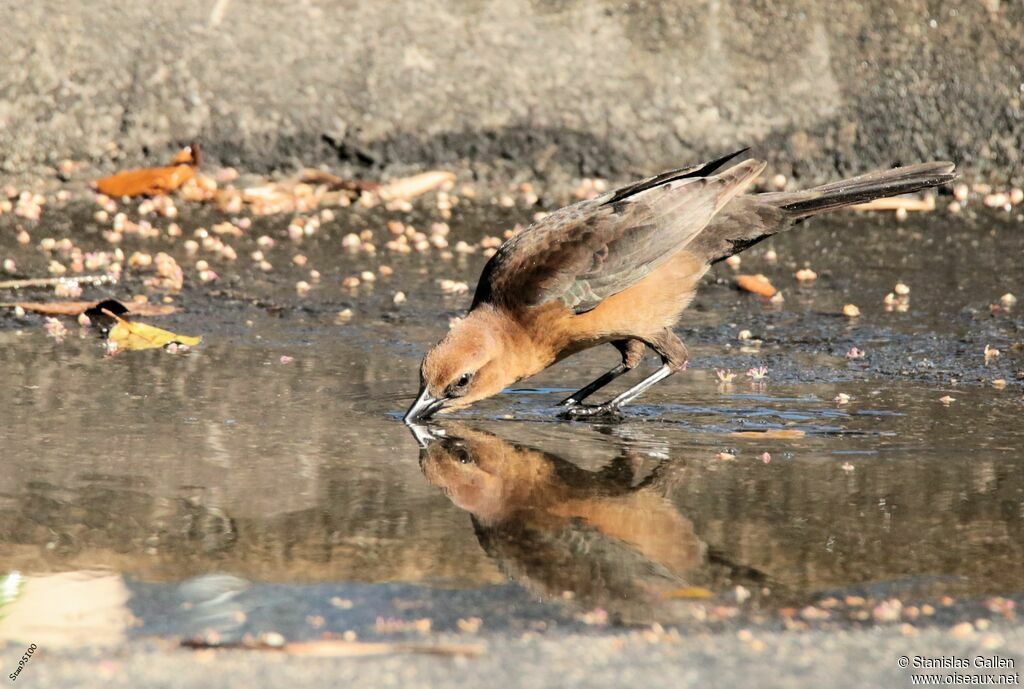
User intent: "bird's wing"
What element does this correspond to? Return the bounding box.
[473,156,765,314]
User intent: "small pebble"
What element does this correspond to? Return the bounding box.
[842,304,861,318]
[393,291,407,305]
[795,268,817,283]
[950,622,975,638]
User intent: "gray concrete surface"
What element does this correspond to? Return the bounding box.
[7,625,1024,689]
[1,1,1021,184]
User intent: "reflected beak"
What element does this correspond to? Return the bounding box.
[406,422,445,448]
[404,388,445,424]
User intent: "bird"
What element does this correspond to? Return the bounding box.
[404,150,956,423]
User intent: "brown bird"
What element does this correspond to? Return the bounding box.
[405,150,955,422]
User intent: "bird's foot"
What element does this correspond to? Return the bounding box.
[558,402,624,421]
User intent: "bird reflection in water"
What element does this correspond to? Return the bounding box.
[412,423,766,625]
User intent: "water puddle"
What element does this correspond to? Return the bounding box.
[1,207,1022,646]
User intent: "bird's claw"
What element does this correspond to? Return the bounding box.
[558,402,623,421]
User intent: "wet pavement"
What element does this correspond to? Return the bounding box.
[1,195,1023,684]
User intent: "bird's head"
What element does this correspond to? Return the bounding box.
[404,310,517,423]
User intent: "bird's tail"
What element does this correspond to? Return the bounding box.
[763,161,957,220]
[693,160,956,264]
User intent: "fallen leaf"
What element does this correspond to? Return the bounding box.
[104,309,200,351]
[663,587,715,600]
[731,429,806,439]
[95,145,200,197]
[850,195,935,212]
[181,638,484,658]
[377,171,455,201]
[6,300,176,317]
[299,169,379,193]
[735,274,777,298]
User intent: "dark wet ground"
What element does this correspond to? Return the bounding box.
[1,196,1023,677]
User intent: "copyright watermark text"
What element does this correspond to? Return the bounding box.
[899,655,1019,685]
[8,644,36,682]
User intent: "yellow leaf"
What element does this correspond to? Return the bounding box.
[662,587,715,600]
[106,312,201,351]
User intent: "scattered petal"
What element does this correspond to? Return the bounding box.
[735,274,776,297]
[715,368,737,383]
[746,366,769,380]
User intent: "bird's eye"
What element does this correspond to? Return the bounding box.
[447,372,473,397]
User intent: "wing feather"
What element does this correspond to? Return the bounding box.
[472,157,765,313]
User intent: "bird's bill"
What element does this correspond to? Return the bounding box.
[406,421,445,448]
[404,388,445,424]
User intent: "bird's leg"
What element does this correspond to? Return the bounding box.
[559,339,645,406]
[563,330,688,419]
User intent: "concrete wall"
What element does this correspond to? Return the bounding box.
[1,0,1021,184]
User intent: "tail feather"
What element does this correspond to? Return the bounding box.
[692,160,957,264]
[766,161,957,219]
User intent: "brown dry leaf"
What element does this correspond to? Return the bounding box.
[95,145,200,198]
[106,311,200,351]
[731,429,807,439]
[735,274,777,298]
[299,169,379,193]
[850,196,935,212]
[377,171,455,201]
[662,587,715,600]
[5,301,177,316]
[181,638,484,658]
[282,641,485,658]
